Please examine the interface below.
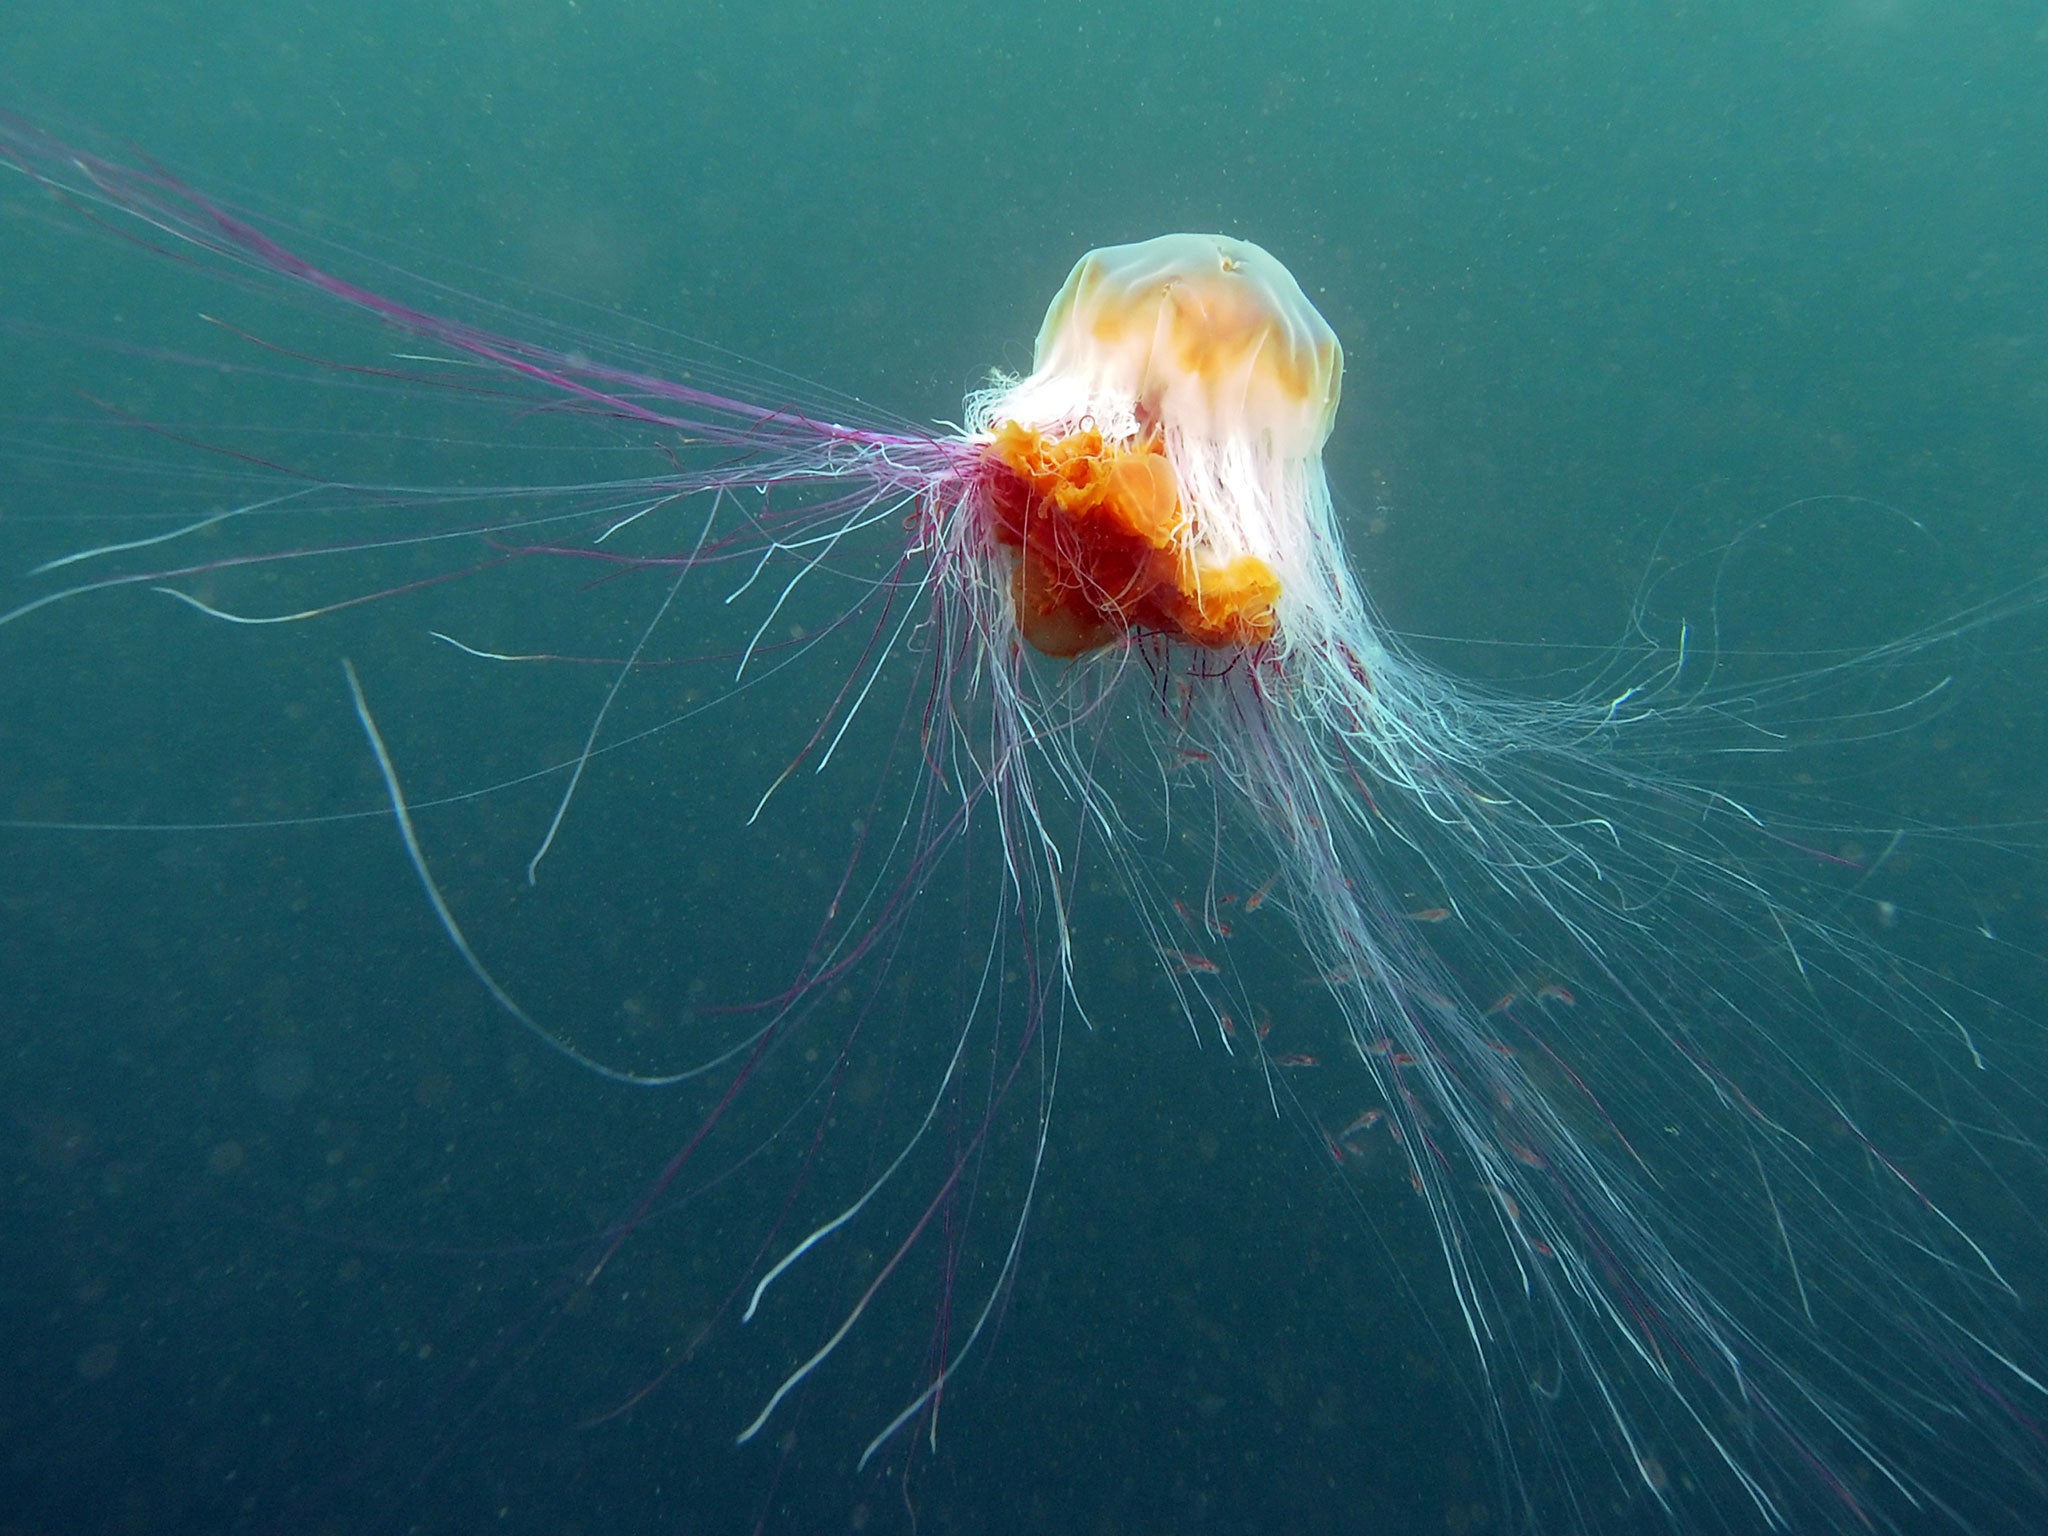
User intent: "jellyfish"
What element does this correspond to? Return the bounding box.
[3,120,2045,1533]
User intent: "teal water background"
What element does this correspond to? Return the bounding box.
[5,4,2048,1533]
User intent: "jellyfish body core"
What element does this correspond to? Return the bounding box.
[974,234,1344,657]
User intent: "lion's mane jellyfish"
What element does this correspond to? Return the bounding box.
[4,122,2045,1535]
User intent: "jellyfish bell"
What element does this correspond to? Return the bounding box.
[969,234,1353,658]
